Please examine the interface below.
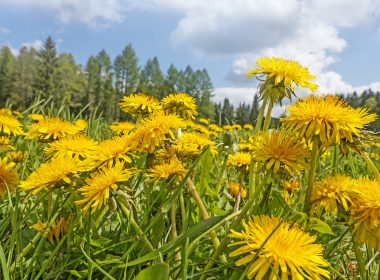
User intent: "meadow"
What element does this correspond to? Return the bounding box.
[0,57,380,279]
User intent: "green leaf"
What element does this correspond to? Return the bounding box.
[310,218,335,236]
[134,263,169,280]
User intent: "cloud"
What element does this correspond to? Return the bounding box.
[0,27,11,34]
[21,39,43,50]
[0,0,125,27]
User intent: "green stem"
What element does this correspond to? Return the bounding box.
[352,240,367,280]
[47,188,53,220]
[87,213,93,280]
[186,178,227,263]
[254,94,268,134]
[331,146,338,175]
[170,203,181,262]
[303,138,319,214]
[117,200,155,252]
[360,151,380,180]
[216,153,229,193]
[262,99,273,131]
[179,193,189,279]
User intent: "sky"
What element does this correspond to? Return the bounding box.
[1,0,380,107]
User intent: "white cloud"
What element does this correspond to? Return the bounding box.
[0,0,125,27]
[0,27,11,34]
[21,39,43,50]
[212,87,255,105]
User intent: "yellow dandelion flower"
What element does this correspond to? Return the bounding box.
[45,135,98,159]
[27,117,84,141]
[132,111,186,153]
[120,93,161,118]
[311,175,358,215]
[75,161,134,213]
[209,124,223,133]
[250,130,309,174]
[238,143,253,152]
[223,125,233,132]
[229,215,330,280]
[350,178,380,250]
[173,132,217,158]
[0,114,24,136]
[0,157,19,198]
[247,57,318,92]
[30,221,46,232]
[20,156,84,195]
[31,216,71,243]
[74,119,87,130]
[228,182,247,198]
[281,95,377,146]
[284,180,300,193]
[85,135,135,168]
[6,151,25,162]
[110,121,135,135]
[232,124,242,131]
[28,113,45,121]
[162,92,197,120]
[185,121,211,136]
[147,158,186,181]
[227,152,251,170]
[0,136,14,151]
[199,118,209,125]
[243,124,253,130]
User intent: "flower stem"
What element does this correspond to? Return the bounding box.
[303,138,319,214]
[262,99,273,131]
[47,188,53,220]
[170,202,181,262]
[360,151,380,180]
[216,153,229,193]
[118,200,155,252]
[254,94,268,134]
[186,178,227,263]
[352,239,367,280]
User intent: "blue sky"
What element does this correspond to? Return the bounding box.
[1,0,380,105]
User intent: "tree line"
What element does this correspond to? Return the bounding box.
[0,36,379,129]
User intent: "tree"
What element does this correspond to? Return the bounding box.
[221,98,234,125]
[35,36,59,99]
[11,46,38,108]
[137,57,164,98]
[195,69,215,119]
[236,103,251,125]
[164,64,180,94]
[249,94,260,124]
[0,46,16,105]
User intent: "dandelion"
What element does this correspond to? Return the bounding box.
[85,135,135,167]
[311,175,358,215]
[6,151,25,162]
[75,161,134,213]
[74,119,87,130]
[31,216,71,243]
[132,111,186,153]
[0,114,24,136]
[110,121,135,135]
[209,124,223,133]
[229,215,330,280]
[173,132,217,158]
[28,113,45,121]
[0,157,19,198]
[0,136,14,151]
[45,134,98,159]
[247,57,318,102]
[147,158,186,181]
[227,152,251,170]
[281,95,376,146]
[27,117,84,140]
[350,177,380,250]
[250,130,309,175]
[120,93,161,118]
[199,118,209,125]
[20,156,84,195]
[228,182,247,198]
[284,180,300,192]
[162,93,197,120]
[243,124,253,130]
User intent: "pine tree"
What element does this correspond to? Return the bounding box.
[221,98,234,125]
[164,64,180,94]
[236,103,251,125]
[35,36,58,99]
[137,57,164,98]
[196,69,215,119]
[0,46,16,105]
[249,94,260,124]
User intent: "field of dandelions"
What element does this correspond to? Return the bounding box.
[0,57,380,280]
